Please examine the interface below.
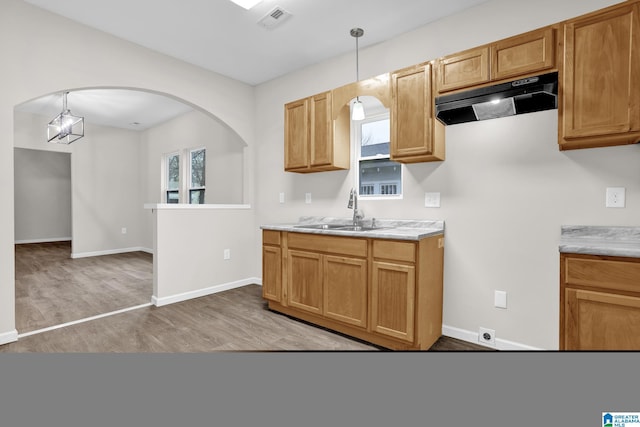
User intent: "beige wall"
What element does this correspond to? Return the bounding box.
[253,0,634,349]
[0,0,255,340]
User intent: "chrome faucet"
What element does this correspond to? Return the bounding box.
[347,188,364,228]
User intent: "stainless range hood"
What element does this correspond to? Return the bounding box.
[435,72,558,125]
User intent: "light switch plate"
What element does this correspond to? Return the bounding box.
[606,187,625,208]
[425,192,441,208]
[494,290,507,309]
[305,193,312,204]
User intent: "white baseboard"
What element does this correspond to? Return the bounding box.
[15,237,72,244]
[71,246,153,259]
[442,324,543,351]
[152,277,261,307]
[0,329,18,345]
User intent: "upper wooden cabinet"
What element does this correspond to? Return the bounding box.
[492,26,556,81]
[390,62,445,163]
[559,1,640,150]
[437,46,490,93]
[436,26,556,94]
[284,91,350,173]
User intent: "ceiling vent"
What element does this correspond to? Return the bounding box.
[257,6,291,29]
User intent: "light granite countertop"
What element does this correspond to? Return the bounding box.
[559,225,640,258]
[261,216,444,241]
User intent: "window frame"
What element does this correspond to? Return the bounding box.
[164,151,181,204]
[188,147,206,205]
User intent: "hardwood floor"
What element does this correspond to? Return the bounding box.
[15,241,153,333]
[7,242,491,352]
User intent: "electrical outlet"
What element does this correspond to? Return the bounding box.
[606,187,625,208]
[223,249,231,260]
[478,327,496,346]
[121,227,127,234]
[305,193,312,204]
[279,192,285,204]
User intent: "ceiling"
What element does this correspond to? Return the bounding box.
[16,0,490,131]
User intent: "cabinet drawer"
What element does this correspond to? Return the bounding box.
[287,232,367,257]
[563,255,640,294]
[373,240,416,263]
[262,230,281,246]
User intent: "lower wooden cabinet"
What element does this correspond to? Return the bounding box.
[560,253,640,350]
[261,230,444,350]
[371,261,415,342]
[324,255,368,328]
[261,231,282,303]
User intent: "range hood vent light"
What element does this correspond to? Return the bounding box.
[435,72,558,125]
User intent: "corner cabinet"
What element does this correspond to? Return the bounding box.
[284,91,350,173]
[435,26,556,94]
[560,253,640,350]
[261,230,444,350]
[390,62,445,163]
[559,1,640,150]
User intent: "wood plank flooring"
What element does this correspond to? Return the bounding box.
[15,241,153,333]
[7,242,492,352]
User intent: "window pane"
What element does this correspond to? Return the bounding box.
[167,190,179,204]
[167,154,180,191]
[191,149,206,188]
[359,158,401,196]
[189,189,205,205]
[360,118,390,157]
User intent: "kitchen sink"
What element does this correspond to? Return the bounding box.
[294,223,347,230]
[294,224,387,232]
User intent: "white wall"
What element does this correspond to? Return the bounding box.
[140,110,247,249]
[141,110,245,205]
[14,111,146,257]
[253,0,636,350]
[150,205,255,305]
[0,0,256,341]
[14,148,71,243]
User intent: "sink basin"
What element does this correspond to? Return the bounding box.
[294,224,387,232]
[294,223,347,230]
[334,225,385,232]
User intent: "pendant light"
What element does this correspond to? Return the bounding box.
[350,27,365,121]
[47,91,84,144]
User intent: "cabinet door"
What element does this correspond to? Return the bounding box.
[491,27,555,81]
[437,46,490,93]
[371,261,415,342]
[284,98,309,171]
[287,250,322,314]
[564,288,640,350]
[309,91,332,167]
[323,255,368,328]
[262,245,282,302]
[561,3,640,144]
[391,63,433,160]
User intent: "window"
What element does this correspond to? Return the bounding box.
[166,153,180,204]
[357,115,402,198]
[163,147,206,204]
[189,148,206,204]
